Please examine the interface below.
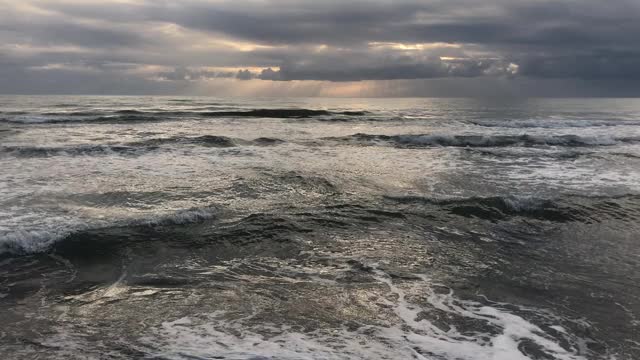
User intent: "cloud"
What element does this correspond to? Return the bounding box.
[518,50,640,80]
[255,57,515,82]
[155,67,240,81]
[235,69,254,80]
[1,0,639,95]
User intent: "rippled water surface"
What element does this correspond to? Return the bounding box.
[1,96,639,359]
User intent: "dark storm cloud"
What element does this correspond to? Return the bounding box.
[1,0,640,95]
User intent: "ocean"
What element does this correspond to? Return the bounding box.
[0,95,639,359]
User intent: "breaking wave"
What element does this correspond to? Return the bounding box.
[0,206,220,256]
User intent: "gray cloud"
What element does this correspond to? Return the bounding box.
[517,51,640,80]
[235,69,254,80]
[156,67,240,81]
[1,0,639,95]
[256,56,514,82]
[34,0,640,49]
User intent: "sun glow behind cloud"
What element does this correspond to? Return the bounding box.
[1,0,639,96]
[368,42,461,51]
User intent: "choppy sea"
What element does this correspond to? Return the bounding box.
[1,96,639,359]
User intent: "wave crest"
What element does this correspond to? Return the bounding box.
[471,119,640,129]
[330,133,637,148]
[386,194,640,223]
[1,109,367,124]
[1,136,286,158]
[0,206,220,256]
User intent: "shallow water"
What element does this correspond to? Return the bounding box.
[1,96,639,359]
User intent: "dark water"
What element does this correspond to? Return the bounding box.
[1,96,639,359]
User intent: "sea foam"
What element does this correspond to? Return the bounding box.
[140,268,592,360]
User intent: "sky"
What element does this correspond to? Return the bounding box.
[1,0,640,97]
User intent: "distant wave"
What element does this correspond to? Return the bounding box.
[1,109,367,124]
[0,144,151,157]
[464,148,595,160]
[609,152,640,159]
[199,109,366,118]
[329,133,640,148]
[132,135,237,148]
[42,111,109,116]
[0,136,286,158]
[0,114,164,124]
[466,148,640,161]
[252,137,286,145]
[0,128,19,140]
[471,119,640,129]
[131,135,286,148]
[386,194,640,223]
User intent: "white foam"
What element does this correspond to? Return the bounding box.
[501,196,549,212]
[140,269,593,360]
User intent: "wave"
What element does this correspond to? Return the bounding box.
[329,133,639,148]
[1,114,165,124]
[50,103,79,108]
[386,194,640,223]
[1,108,367,124]
[0,208,317,259]
[4,192,638,256]
[133,135,286,148]
[0,128,19,140]
[199,109,365,118]
[132,135,237,148]
[0,199,404,258]
[0,144,151,157]
[466,148,640,161]
[251,137,286,145]
[42,111,107,117]
[471,119,640,129]
[0,206,220,256]
[1,136,287,158]
[609,152,640,159]
[464,148,595,160]
[115,109,145,114]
